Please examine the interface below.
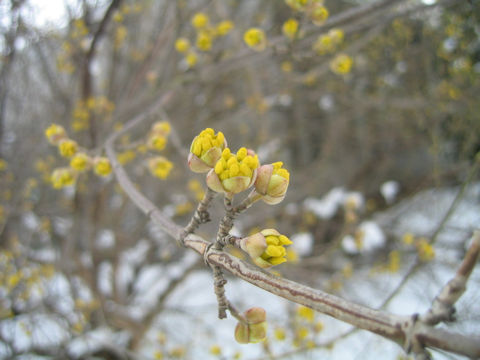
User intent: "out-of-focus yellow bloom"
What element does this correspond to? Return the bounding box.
[51,168,76,189]
[209,345,222,356]
[45,124,67,145]
[175,37,190,53]
[147,135,167,151]
[216,20,234,36]
[402,232,415,245]
[329,54,353,75]
[185,51,198,68]
[70,152,90,172]
[196,32,212,51]
[117,150,136,165]
[297,305,315,322]
[417,238,435,262]
[244,28,267,51]
[93,157,112,177]
[282,18,299,40]
[148,156,173,179]
[274,328,286,341]
[281,61,293,72]
[58,139,78,158]
[310,4,329,25]
[192,12,209,29]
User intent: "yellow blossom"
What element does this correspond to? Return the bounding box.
[58,139,78,158]
[244,28,267,51]
[51,168,76,189]
[148,156,173,179]
[70,152,90,172]
[45,124,67,145]
[330,54,353,75]
[282,18,299,40]
[192,12,209,29]
[147,135,167,151]
[196,32,212,51]
[185,51,198,68]
[402,232,415,245]
[241,229,292,268]
[417,238,435,262]
[254,161,290,204]
[175,37,190,53]
[117,150,136,165]
[297,305,315,322]
[188,128,226,172]
[93,157,112,177]
[274,328,286,341]
[209,345,222,356]
[310,5,329,25]
[207,147,259,194]
[216,20,234,36]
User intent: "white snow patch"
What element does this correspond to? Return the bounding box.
[290,232,314,257]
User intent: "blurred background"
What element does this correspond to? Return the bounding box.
[0,0,479,359]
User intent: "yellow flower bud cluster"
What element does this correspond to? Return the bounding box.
[51,168,76,189]
[93,157,112,177]
[282,18,299,40]
[313,28,344,55]
[148,156,173,179]
[58,139,78,158]
[284,0,328,26]
[71,98,115,132]
[191,128,225,158]
[147,121,171,152]
[241,229,293,268]
[174,13,234,68]
[243,28,267,51]
[329,54,353,75]
[70,152,90,172]
[214,147,259,181]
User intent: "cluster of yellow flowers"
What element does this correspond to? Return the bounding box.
[174,12,234,68]
[148,156,173,179]
[244,28,267,51]
[329,54,354,75]
[147,121,171,151]
[313,28,344,55]
[402,233,435,262]
[282,18,299,40]
[45,123,113,189]
[285,0,329,26]
[71,97,115,132]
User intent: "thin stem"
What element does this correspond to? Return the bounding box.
[181,187,216,244]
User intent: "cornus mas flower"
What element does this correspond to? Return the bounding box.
[58,139,78,158]
[234,307,267,344]
[70,152,90,172]
[243,28,267,51]
[45,124,67,145]
[148,156,173,179]
[174,37,190,53]
[93,157,112,177]
[255,161,290,204]
[282,18,299,40]
[310,4,329,25]
[191,12,209,29]
[51,168,76,189]
[330,54,353,74]
[207,147,259,195]
[240,229,293,268]
[188,128,226,173]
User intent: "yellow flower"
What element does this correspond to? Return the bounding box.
[416,238,435,262]
[240,229,293,268]
[282,18,299,40]
[185,51,198,68]
[70,152,90,172]
[147,135,167,151]
[0,159,7,171]
[402,232,415,245]
[310,4,329,25]
[297,305,315,322]
[216,20,234,36]
[329,54,353,75]
[313,34,334,55]
[207,147,259,194]
[196,32,212,51]
[117,150,136,165]
[188,128,226,173]
[45,124,67,145]
[209,345,222,356]
[274,328,286,341]
[244,28,267,51]
[285,0,309,11]
[148,156,173,179]
[151,121,171,136]
[254,161,290,204]
[93,157,112,177]
[51,167,76,189]
[192,12,209,29]
[328,28,344,44]
[58,139,78,158]
[175,37,190,53]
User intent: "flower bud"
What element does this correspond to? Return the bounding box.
[58,139,78,158]
[45,124,67,145]
[254,162,290,205]
[240,229,292,268]
[93,157,112,177]
[51,167,76,189]
[188,128,226,173]
[234,307,267,344]
[206,147,259,194]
